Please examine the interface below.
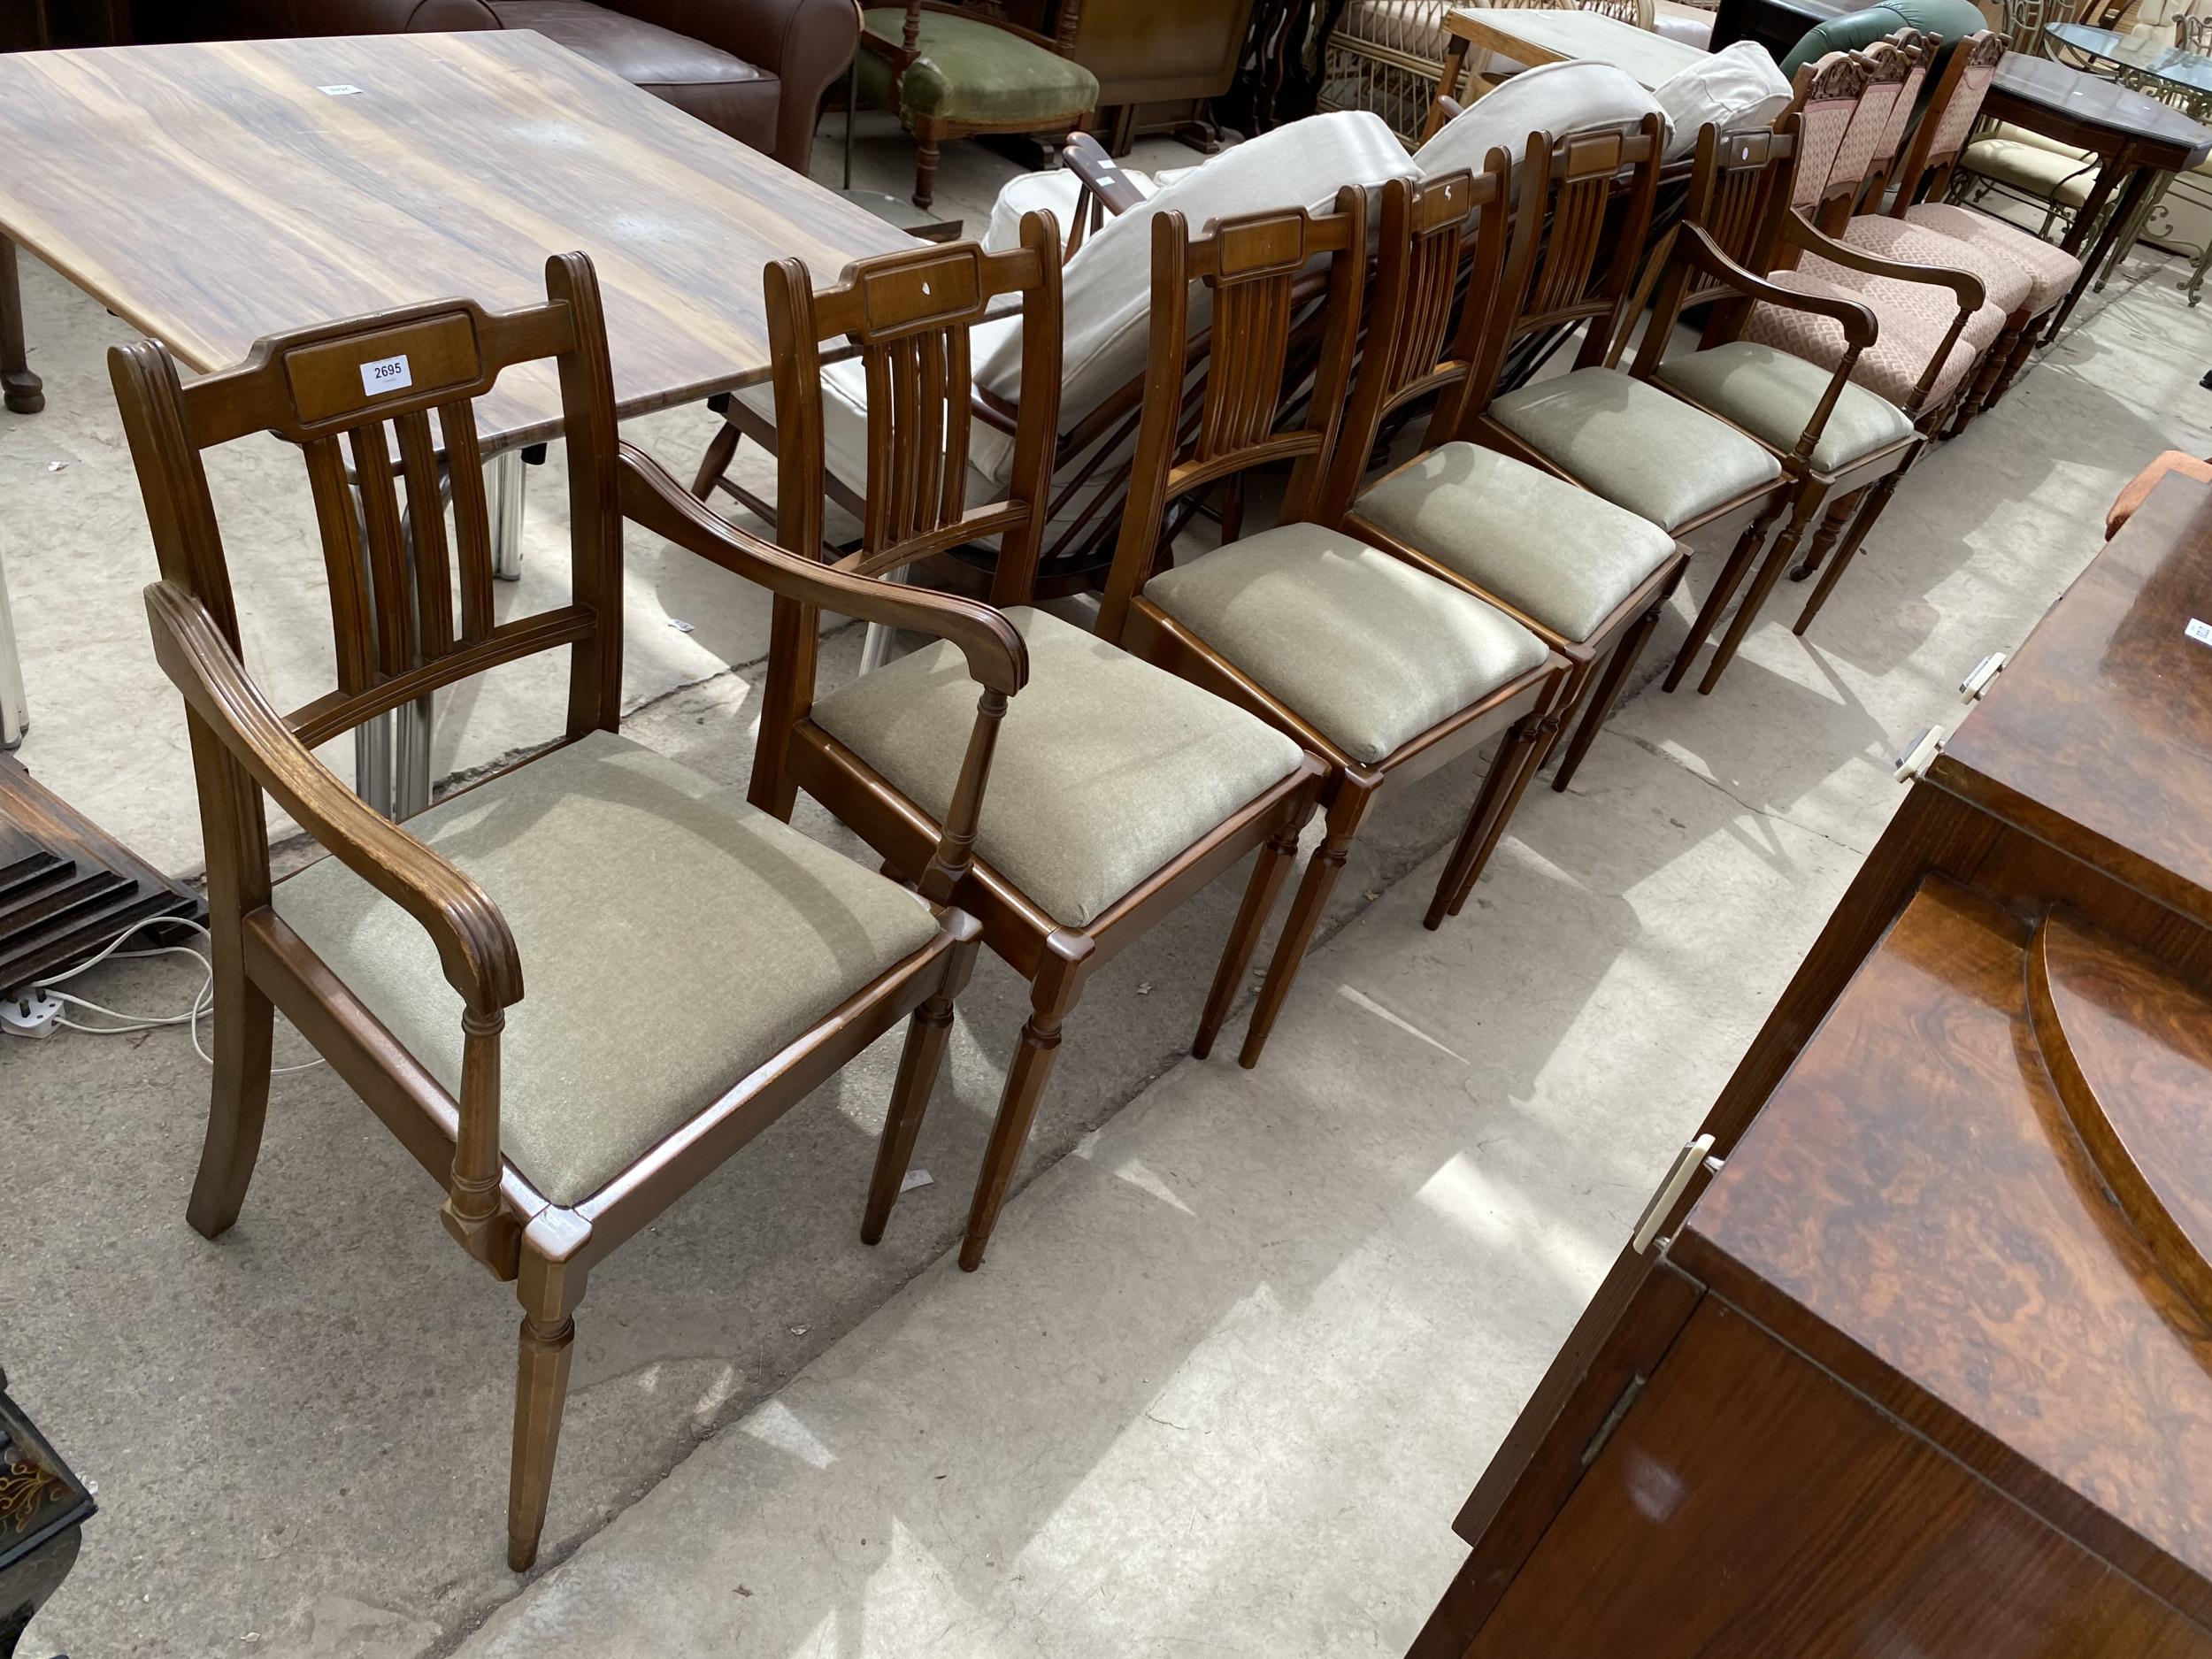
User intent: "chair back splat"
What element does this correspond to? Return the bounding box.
[1475,113,1665,411]
[112,252,621,766]
[751,214,1062,827]
[1888,30,2009,209]
[1635,123,1803,357]
[1319,158,1512,522]
[1098,188,1371,640]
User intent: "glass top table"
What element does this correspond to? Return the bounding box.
[2046,20,2212,104]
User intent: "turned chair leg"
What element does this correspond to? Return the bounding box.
[186,941,274,1240]
[690,417,741,502]
[914,137,942,211]
[1696,489,1826,695]
[961,979,1077,1271]
[509,1253,585,1573]
[1553,605,1663,793]
[1239,789,1372,1069]
[1193,810,1310,1061]
[862,972,967,1245]
[0,237,43,416]
[1985,317,2045,410]
[1427,710,1549,928]
[1665,494,1788,693]
[1795,473,1901,637]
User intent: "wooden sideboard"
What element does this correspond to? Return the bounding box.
[1409,472,2212,1656]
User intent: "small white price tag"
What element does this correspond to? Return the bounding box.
[359,353,412,396]
[319,84,364,96]
[2188,618,2212,648]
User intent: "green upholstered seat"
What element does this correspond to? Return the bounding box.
[273,730,941,1207]
[1655,342,1916,475]
[1779,0,1989,73]
[1351,442,1678,644]
[1143,521,1550,765]
[810,606,1303,927]
[1487,367,1782,533]
[858,10,1100,125]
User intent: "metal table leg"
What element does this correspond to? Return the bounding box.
[0,541,27,750]
[489,447,528,581]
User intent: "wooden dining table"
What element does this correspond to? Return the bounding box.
[0,27,916,818]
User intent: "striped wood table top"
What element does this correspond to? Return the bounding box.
[0,29,918,449]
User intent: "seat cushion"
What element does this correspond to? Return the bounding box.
[1960,135,2100,208]
[1144,521,1550,764]
[1842,213,2033,315]
[1351,442,1677,643]
[1415,60,1669,180]
[488,1,778,150]
[273,730,939,1207]
[858,11,1101,125]
[811,607,1303,926]
[1655,342,1915,473]
[1486,366,1782,533]
[1743,259,2004,409]
[1650,40,1789,161]
[1901,201,2084,312]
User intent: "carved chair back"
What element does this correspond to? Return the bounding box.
[1460,114,1665,420]
[1887,30,2009,206]
[1641,122,1803,349]
[1857,30,1940,209]
[1809,35,1916,232]
[1784,49,1878,226]
[111,253,621,780]
[1097,191,1370,638]
[764,218,1064,602]
[1317,160,1512,521]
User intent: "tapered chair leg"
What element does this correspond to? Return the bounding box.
[1194,820,1308,1060]
[863,997,960,1244]
[689,419,741,502]
[961,983,1077,1271]
[1553,608,1661,793]
[1664,494,1787,693]
[1795,472,1904,637]
[186,944,275,1240]
[1428,713,1548,928]
[1239,791,1370,1070]
[1696,493,1827,695]
[508,1257,583,1573]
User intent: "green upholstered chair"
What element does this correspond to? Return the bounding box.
[1779,0,1989,72]
[857,0,1102,207]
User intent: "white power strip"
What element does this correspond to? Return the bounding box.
[1,989,64,1039]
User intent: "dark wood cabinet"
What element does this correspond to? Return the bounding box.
[1412,473,2212,1657]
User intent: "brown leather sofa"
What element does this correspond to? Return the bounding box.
[144,0,858,171]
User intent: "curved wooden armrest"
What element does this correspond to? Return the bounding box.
[617,443,1028,695]
[1675,224,1879,349]
[1783,213,1986,314]
[143,581,521,1015]
[1064,131,1148,215]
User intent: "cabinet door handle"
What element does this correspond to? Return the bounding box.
[1632,1133,1717,1255]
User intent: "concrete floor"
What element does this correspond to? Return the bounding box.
[5,100,2211,1659]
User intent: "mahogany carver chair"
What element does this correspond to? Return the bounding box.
[112,254,1005,1571]
[1097,190,1570,1057]
[1632,124,1917,692]
[1450,118,1809,670]
[741,217,1327,1271]
[1324,159,1688,795]
[1727,48,1998,630]
[1737,44,1999,442]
